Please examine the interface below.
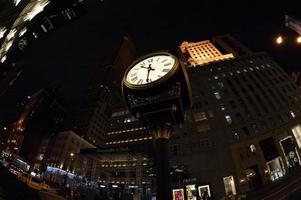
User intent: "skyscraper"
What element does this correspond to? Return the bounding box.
[74,36,136,147]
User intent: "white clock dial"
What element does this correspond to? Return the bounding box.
[126,55,175,85]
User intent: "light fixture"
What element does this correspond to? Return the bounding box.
[296,36,301,44]
[276,35,283,44]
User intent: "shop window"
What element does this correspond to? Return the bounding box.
[267,157,285,181]
[223,176,237,196]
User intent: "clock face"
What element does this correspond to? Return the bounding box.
[126,55,176,86]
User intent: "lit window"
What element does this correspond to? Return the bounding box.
[236,70,240,74]
[214,92,221,100]
[214,76,219,79]
[243,69,248,72]
[225,115,232,124]
[249,67,254,71]
[250,144,256,153]
[230,72,234,76]
[290,111,296,118]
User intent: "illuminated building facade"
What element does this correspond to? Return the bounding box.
[0,0,86,102]
[169,38,301,199]
[39,130,95,184]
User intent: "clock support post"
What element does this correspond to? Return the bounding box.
[122,52,192,200]
[152,125,172,200]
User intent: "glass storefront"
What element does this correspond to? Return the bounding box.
[266,157,285,181]
[280,136,301,169]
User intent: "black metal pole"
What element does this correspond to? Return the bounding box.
[153,126,172,200]
[155,138,171,200]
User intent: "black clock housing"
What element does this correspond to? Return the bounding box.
[122,52,192,126]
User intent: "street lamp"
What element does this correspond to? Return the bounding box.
[276,35,283,44]
[296,36,301,44]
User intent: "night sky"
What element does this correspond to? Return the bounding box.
[0,0,300,121]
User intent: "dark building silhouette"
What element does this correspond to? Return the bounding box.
[15,88,67,165]
[74,36,136,147]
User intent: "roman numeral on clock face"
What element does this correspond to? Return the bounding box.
[137,79,143,84]
[131,76,138,82]
[162,68,170,72]
[130,72,137,77]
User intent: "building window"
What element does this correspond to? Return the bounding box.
[250,144,256,153]
[225,115,232,124]
[290,111,296,118]
[214,92,221,100]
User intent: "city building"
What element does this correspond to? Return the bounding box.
[167,38,301,199]
[4,88,66,163]
[0,0,86,102]
[74,36,136,147]
[41,130,96,185]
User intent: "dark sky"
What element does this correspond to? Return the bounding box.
[1,0,300,121]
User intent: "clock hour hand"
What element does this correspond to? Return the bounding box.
[146,64,155,82]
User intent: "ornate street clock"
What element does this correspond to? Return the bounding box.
[122,51,192,126]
